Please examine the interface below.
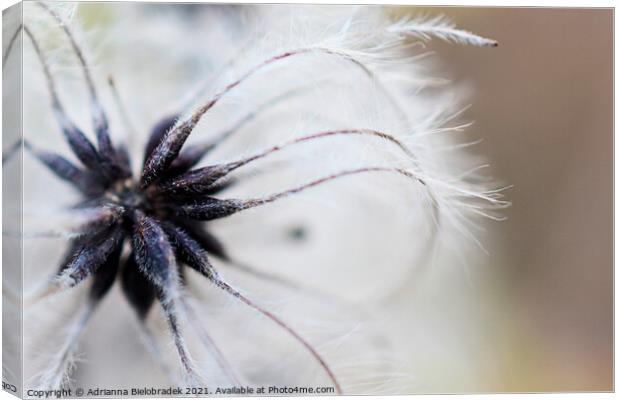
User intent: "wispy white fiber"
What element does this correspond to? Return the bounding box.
[32,301,94,390]
[388,15,498,47]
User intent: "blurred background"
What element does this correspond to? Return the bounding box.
[418,7,613,392]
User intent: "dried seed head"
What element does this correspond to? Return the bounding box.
[15,2,506,392]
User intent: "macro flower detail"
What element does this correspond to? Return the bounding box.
[4,2,507,393]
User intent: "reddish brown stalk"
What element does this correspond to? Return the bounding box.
[141,46,403,188]
[235,128,416,167]
[222,258,369,320]
[214,280,343,394]
[158,129,418,196]
[172,82,329,172]
[241,167,418,211]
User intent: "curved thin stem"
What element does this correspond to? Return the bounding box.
[240,167,420,211]
[236,128,417,167]
[23,26,62,110]
[37,3,98,100]
[178,33,261,113]
[181,297,242,386]
[173,81,331,171]
[2,24,22,68]
[133,318,178,385]
[214,279,343,394]
[38,2,115,160]
[222,257,369,320]
[159,129,421,195]
[107,75,139,138]
[2,138,22,164]
[141,46,414,188]
[23,25,104,173]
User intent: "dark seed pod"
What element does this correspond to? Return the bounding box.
[140,118,198,189]
[89,237,124,301]
[131,209,176,289]
[54,111,104,173]
[25,142,104,195]
[92,104,116,165]
[155,164,236,196]
[169,197,246,221]
[177,221,230,261]
[59,226,124,288]
[161,222,220,282]
[166,141,216,175]
[115,144,133,179]
[121,252,156,320]
[144,114,178,164]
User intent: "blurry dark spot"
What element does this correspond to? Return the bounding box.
[288,226,307,241]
